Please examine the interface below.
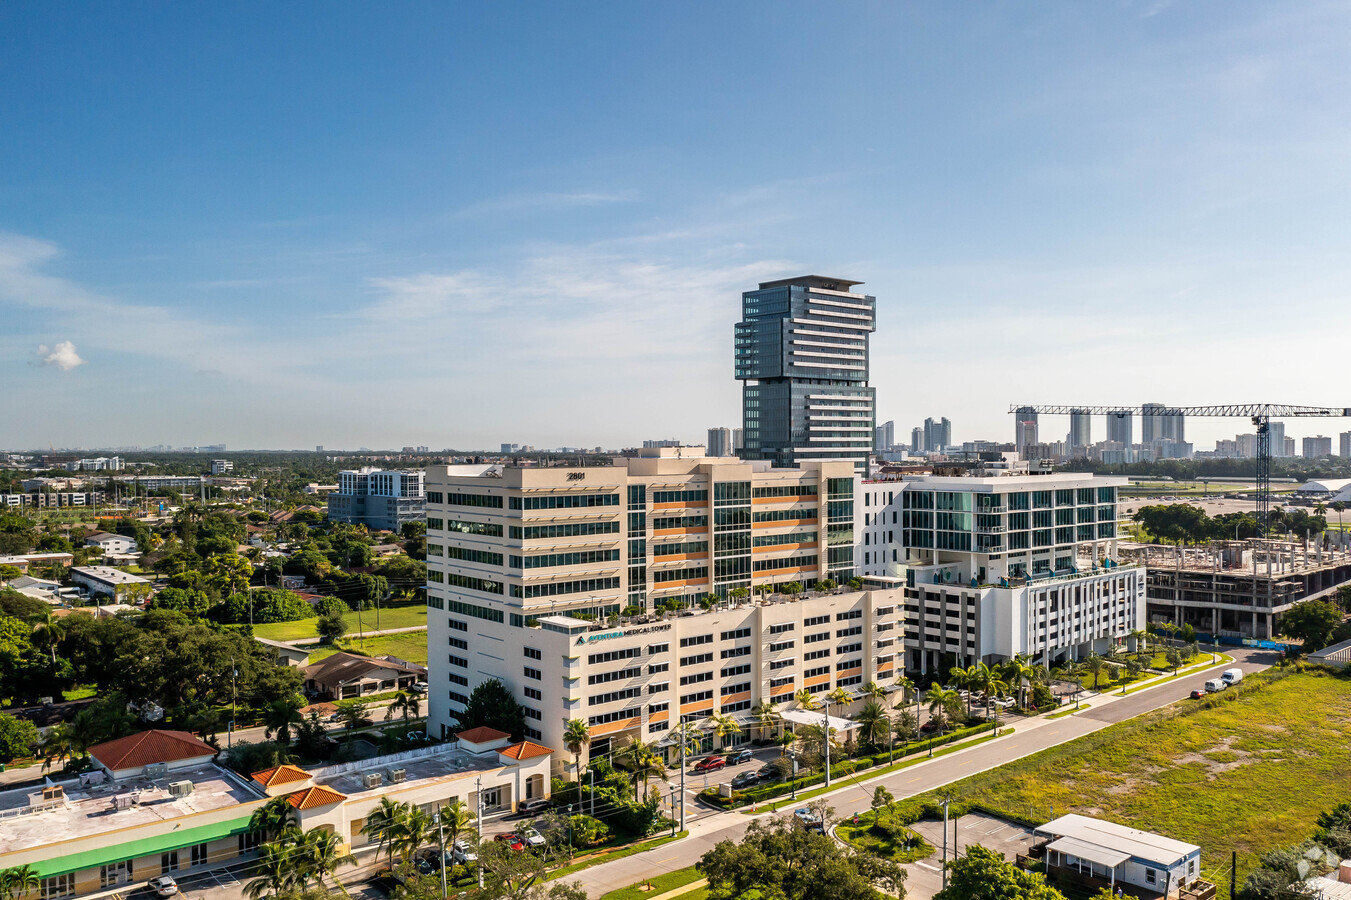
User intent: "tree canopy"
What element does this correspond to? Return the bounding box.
[933,844,1065,900]
[454,678,527,742]
[1277,599,1345,652]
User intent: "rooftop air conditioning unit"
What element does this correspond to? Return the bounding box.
[388,769,406,784]
[168,781,194,798]
[113,794,137,810]
[363,773,383,789]
[144,763,168,778]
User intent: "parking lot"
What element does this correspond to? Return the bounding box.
[902,812,1036,900]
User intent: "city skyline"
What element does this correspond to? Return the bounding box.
[5,4,1351,450]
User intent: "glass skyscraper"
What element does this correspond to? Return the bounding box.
[735,275,876,469]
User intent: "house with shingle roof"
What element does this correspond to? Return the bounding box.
[304,651,424,699]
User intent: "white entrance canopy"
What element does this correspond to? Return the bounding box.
[1047,836,1130,869]
[778,709,862,732]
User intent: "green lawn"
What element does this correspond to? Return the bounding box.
[597,865,704,900]
[836,819,934,863]
[252,600,427,641]
[913,669,1351,882]
[335,631,429,665]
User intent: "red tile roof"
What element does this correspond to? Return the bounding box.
[499,740,553,761]
[286,785,347,810]
[89,730,216,770]
[251,764,313,788]
[455,726,510,744]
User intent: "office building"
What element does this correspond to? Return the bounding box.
[1140,403,1166,443]
[856,467,1139,672]
[1069,409,1092,449]
[0,729,552,898]
[1014,407,1039,454]
[1268,422,1286,457]
[1341,432,1351,458]
[210,459,233,475]
[923,417,951,453]
[328,468,426,532]
[1304,436,1333,459]
[910,427,923,453]
[736,275,876,470]
[706,427,734,457]
[874,420,895,453]
[424,448,880,768]
[732,428,744,453]
[1105,411,1133,445]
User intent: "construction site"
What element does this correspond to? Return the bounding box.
[1120,535,1351,639]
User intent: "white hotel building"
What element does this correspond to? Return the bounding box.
[424,449,1141,772]
[857,467,1144,673]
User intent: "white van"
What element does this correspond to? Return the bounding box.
[1221,668,1244,686]
[1204,679,1226,693]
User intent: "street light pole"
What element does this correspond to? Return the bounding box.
[434,811,448,900]
[679,715,687,831]
[475,776,484,890]
[823,701,831,789]
[941,797,951,891]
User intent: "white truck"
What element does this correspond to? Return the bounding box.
[1221,668,1244,686]
[1204,678,1226,693]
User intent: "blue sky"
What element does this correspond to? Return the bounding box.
[4,2,1351,450]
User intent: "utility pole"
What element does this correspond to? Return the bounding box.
[435,810,448,900]
[679,715,687,831]
[589,768,595,818]
[823,700,831,789]
[942,797,950,891]
[228,659,237,750]
[475,776,484,889]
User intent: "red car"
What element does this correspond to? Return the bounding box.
[1189,689,1205,700]
[494,833,525,852]
[693,755,726,773]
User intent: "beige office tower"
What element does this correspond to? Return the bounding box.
[424,447,908,773]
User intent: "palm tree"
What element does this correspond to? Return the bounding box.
[621,738,666,799]
[1333,501,1346,533]
[32,612,64,664]
[39,723,75,773]
[854,700,889,750]
[752,699,779,741]
[966,662,993,714]
[244,843,296,900]
[0,865,41,900]
[794,688,820,711]
[927,686,960,735]
[864,681,887,703]
[892,674,915,709]
[984,674,1010,722]
[710,712,741,751]
[383,691,419,728]
[948,665,973,716]
[263,698,305,746]
[298,828,355,894]
[438,797,476,856]
[827,686,852,710]
[1083,652,1108,691]
[1001,656,1036,709]
[360,797,409,867]
[671,720,705,763]
[562,718,591,781]
[249,796,297,842]
[395,805,434,864]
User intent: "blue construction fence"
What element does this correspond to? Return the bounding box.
[1192,633,1296,652]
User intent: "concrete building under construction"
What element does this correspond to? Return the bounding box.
[1122,537,1351,640]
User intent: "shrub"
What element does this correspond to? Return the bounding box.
[568,814,611,847]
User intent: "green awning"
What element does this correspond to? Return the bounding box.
[32,816,254,877]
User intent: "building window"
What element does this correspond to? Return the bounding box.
[523,667,542,681]
[767,622,795,635]
[41,875,75,900]
[480,787,503,811]
[239,831,262,853]
[1145,869,1157,885]
[448,618,468,632]
[190,844,209,867]
[449,655,468,668]
[524,647,542,660]
[101,862,133,888]
[524,686,542,701]
[648,662,670,674]
[720,645,751,659]
[161,851,179,874]
[680,634,713,648]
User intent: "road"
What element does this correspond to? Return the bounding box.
[576,647,1277,898]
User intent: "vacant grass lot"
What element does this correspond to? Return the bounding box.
[252,600,427,641]
[922,669,1351,882]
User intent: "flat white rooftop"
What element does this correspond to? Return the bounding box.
[1036,814,1198,866]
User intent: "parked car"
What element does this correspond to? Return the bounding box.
[793,808,824,834]
[494,833,526,852]
[409,681,429,694]
[415,849,455,871]
[521,825,546,848]
[756,763,783,781]
[1189,689,1205,700]
[693,755,726,773]
[451,840,478,865]
[730,771,759,789]
[372,868,409,896]
[516,798,553,817]
[727,749,754,765]
[147,877,178,898]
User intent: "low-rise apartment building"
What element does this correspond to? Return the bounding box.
[70,566,151,601]
[423,449,891,769]
[857,466,1142,672]
[0,729,552,899]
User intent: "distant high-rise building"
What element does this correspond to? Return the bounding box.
[1341,431,1351,458]
[1284,436,1296,457]
[910,427,923,452]
[707,427,733,457]
[1268,422,1286,457]
[736,275,876,470]
[1069,409,1092,448]
[642,439,682,449]
[938,417,951,449]
[732,428,744,452]
[1141,402,1166,443]
[501,443,520,454]
[316,445,324,453]
[1303,436,1333,459]
[1106,411,1133,445]
[1014,407,1039,453]
[874,420,895,452]
[1236,433,1259,458]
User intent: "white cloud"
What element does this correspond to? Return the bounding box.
[37,341,84,371]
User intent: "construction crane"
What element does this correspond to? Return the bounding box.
[1009,404,1351,537]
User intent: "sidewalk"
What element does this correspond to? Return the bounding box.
[289,624,428,645]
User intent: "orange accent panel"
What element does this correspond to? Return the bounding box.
[805,674,831,687]
[653,501,702,510]
[652,553,710,563]
[679,698,714,714]
[751,543,816,554]
[876,663,894,673]
[653,580,709,591]
[652,528,708,537]
[590,717,641,737]
[648,711,670,724]
[719,691,751,705]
